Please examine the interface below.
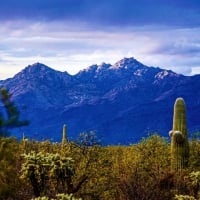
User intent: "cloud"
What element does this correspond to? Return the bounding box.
[0,1,200,79]
[148,28,200,55]
[1,19,200,78]
[0,0,200,28]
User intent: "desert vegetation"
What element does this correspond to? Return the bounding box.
[1,88,200,199]
[0,133,200,200]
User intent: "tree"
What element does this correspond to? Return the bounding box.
[118,134,173,200]
[0,87,29,137]
[0,137,21,199]
[60,133,116,200]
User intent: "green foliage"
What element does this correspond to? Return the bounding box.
[60,133,115,199]
[56,193,82,200]
[32,193,82,200]
[76,131,101,147]
[189,171,200,186]
[169,98,189,170]
[189,137,200,170]
[184,171,200,199]
[0,137,21,199]
[21,151,74,197]
[33,197,49,200]
[174,194,196,200]
[0,87,29,137]
[117,134,173,200]
[1,133,200,199]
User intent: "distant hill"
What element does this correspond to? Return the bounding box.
[1,57,200,144]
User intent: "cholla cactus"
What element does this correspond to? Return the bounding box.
[56,193,82,200]
[169,98,189,170]
[62,124,67,144]
[21,151,74,197]
[174,194,196,200]
[32,193,82,200]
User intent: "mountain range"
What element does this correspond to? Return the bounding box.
[1,57,200,144]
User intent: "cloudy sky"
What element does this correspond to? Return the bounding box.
[0,0,200,80]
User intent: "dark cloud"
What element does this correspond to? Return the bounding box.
[0,0,200,28]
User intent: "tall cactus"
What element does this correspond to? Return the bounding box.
[169,97,189,170]
[62,124,67,144]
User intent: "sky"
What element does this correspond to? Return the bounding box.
[0,0,200,80]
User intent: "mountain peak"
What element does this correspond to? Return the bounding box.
[12,63,71,83]
[25,62,53,73]
[15,62,60,77]
[111,57,144,70]
[77,62,111,76]
[1,57,200,144]
[31,62,45,67]
[96,62,111,72]
[97,62,111,68]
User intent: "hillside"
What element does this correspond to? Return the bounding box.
[1,58,200,144]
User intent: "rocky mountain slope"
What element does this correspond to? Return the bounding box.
[1,58,200,144]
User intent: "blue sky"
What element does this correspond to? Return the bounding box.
[0,0,200,79]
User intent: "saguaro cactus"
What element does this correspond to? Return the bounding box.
[169,98,189,170]
[62,124,67,144]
